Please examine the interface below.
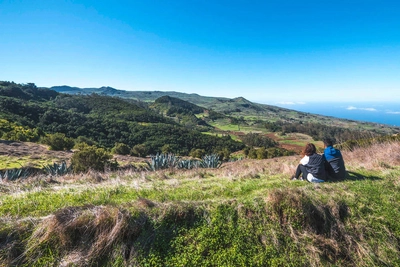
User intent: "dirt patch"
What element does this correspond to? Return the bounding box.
[0,140,148,169]
[265,133,304,153]
[280,143,304,153]
[0,141,72,161]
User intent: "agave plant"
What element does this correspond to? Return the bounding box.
[199,154,222,168]
[44,161,72,176]
[0,168,32,181]
[177,159,200,170]
[147,153,180,171]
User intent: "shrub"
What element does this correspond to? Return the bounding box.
[161,144,173,154]
[243,147,250,157]
[217,148,231,161]
[131,144,148,157]
[240,132,278,148]
[247,148,258,159]
[189,148,206,159]
[42,133,74,151]
[71,144,113,173]
[0,119,41,142]
[256,147,268,159]
[75,136,97,146]
[111,142,130,155]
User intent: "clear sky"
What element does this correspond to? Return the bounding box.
[1,0,399,104]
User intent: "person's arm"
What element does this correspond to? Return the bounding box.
[300,156,309,165]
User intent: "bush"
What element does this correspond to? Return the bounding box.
[161,144,173,154]
[71,144,113,173]
[240,133,278,148]
[0,119,41,142]
[189,148,206,159]
[75,136,97,146]
[131,144,148,157]
[42,133,74,151]
[111,142,130,155]
[256,147,268,159]
[247,148,258,159]
[217,148,231,161]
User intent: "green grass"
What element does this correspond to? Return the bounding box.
[201,131,242,141]
[0,156,25,169]
[0,155,55,169]
[208,119,267,134]
[1,161,400,266]
[0,172,291,217]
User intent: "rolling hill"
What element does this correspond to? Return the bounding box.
[50,85,399,135]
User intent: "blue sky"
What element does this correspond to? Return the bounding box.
[1,0,400,105]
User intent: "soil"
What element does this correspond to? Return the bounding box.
[0,140,147,169]
[265,133,304,153]
[0,140,72,161]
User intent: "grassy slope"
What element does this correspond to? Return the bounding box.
[1,142,400,266]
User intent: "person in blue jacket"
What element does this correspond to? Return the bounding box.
[323,138,346,180]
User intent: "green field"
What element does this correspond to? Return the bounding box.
[1,143,400,266]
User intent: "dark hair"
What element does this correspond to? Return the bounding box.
[303,143,316,156]
[323,137,334,147]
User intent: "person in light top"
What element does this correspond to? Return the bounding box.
[291,143,326,183]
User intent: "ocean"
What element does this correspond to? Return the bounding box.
[273,102,400,127]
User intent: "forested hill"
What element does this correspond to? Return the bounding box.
[51,85,227,107]
[2,81,399,156]
[50,85,399,133]
[50,85,282,115]
[0,81,244,155]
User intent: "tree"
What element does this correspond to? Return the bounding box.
[217,148,231,161]
[130,144,148,157]
[248,148,258,159]
[42,133,74,151]
[189,148,206,159]
[111,142,130,155]
[256,147,268,159]
[71,144,113,173]
[161,144,173,154]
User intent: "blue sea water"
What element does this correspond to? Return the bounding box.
[273,102,400,127]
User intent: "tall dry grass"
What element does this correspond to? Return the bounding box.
[24,205,132,266]
[343,141,400,170]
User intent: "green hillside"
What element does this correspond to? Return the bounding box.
[150,95,210,127]
[0,81,244,156]
[2,81,398,162]
[2,81,400,266]
[1,141,400,266]
[50,85,399,135]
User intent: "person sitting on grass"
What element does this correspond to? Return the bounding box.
[323,137,346,180]
[291,143,325,183]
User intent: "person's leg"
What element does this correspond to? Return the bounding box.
[294,164,302,178]
[299,165,309,181]
[292,164,308,180]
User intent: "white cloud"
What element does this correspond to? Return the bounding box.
[346,106,377,111]
[387,111,400,114]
